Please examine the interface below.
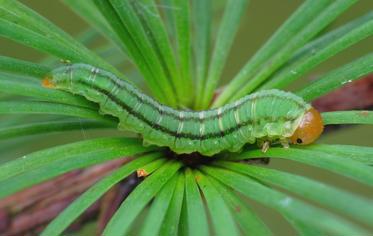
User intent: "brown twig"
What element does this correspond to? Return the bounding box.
[0,158,131,236]
[312,74,373,112]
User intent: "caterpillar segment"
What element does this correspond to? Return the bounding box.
[43,64,324,156]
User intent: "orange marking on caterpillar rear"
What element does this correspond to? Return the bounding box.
[42,76,55,88]
[136,169,149,177]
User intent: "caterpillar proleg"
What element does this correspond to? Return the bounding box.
[43,64,324,156]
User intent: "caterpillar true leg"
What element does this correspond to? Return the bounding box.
[261,141,271,153]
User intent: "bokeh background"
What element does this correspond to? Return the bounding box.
[1,0,372,235]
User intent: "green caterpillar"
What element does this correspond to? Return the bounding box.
[43,63,324,156]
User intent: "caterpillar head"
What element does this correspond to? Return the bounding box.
[290,107,324,145]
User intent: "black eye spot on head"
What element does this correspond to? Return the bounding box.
[296,138,303,144]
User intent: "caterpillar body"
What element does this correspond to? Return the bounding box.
[43,64,324,156]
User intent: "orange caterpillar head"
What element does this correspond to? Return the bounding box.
[290,107,324,145]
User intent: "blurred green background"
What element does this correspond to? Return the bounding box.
[1,0,372,235]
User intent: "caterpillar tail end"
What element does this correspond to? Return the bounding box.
[137,169,149,177]
[41,76,55,89]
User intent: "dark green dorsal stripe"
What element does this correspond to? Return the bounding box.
[78,80,298,140]
[89,66,306,122]
[50,64,314,155]
[52,64,308,142]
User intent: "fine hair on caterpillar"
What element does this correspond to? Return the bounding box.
[42,63,324,156]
